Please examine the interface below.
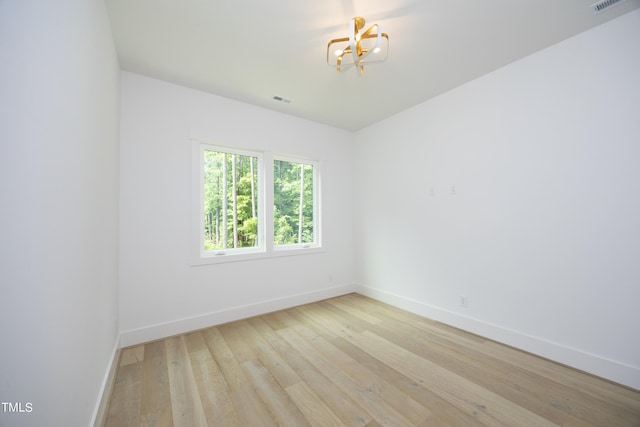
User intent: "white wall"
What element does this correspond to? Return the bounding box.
[119,72,357,345]
[0,1,120,426]
[354,10,640,389]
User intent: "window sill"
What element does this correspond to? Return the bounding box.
[190,246,325,266]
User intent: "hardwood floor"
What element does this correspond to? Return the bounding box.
[103,294,640,426]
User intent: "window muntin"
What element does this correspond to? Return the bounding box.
[201,146,261,255]
[273,158,317,247]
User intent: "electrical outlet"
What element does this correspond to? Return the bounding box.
[460,296,468,308]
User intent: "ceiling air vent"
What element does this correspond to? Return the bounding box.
[272,95,292,104]
[591,0,627,13]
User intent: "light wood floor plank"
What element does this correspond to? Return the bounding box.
[302,304,520,425]
[105,360,142,427]
[139,340,173,427]
[120,345,145,367]
[482,338,640,411]
[277,326,417,426]
[227,319,301,388]
[342,307,570,424]
[288,308,433,425]
[330,335,484,427]
[201,327,278,426]
[357,329,557,426]
[183,331,241,426]
[340,294,640,423]
[241,358,312,426]
[285,381,346,427]
[305,301,484,426]
[291,299,558,426]
[354,300,640,426]
[247,316,372,427]
[104,294,640,427]
[324,298,384,325]
[218,321,259,364]
[561,413,602,427]
[165,336,208,427]
[372,314,630,426]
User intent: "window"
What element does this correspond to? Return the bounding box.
[194,142,320,263]
[273,157,318,248]
[202,147,261,253]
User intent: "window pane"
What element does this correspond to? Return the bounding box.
[203,149,259,251]
[273,159,314,245]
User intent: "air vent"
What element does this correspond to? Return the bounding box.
[272,95,292,104]
[591,0,627,14]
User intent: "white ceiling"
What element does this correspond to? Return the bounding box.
[106,0,640,131]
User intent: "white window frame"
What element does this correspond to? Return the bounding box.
[196,143,265,259]
[191,139,322,265]
[272,154,321,252]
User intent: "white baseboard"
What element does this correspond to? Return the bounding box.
[91,337,121,427]
[120,284,358,347]
[356,285,640,391]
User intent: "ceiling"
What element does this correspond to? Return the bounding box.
[106,0,640,132]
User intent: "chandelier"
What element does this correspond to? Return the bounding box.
[327,17,389,76]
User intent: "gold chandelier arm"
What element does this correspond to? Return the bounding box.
[360,23,379,39]
[328,36,349,45]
